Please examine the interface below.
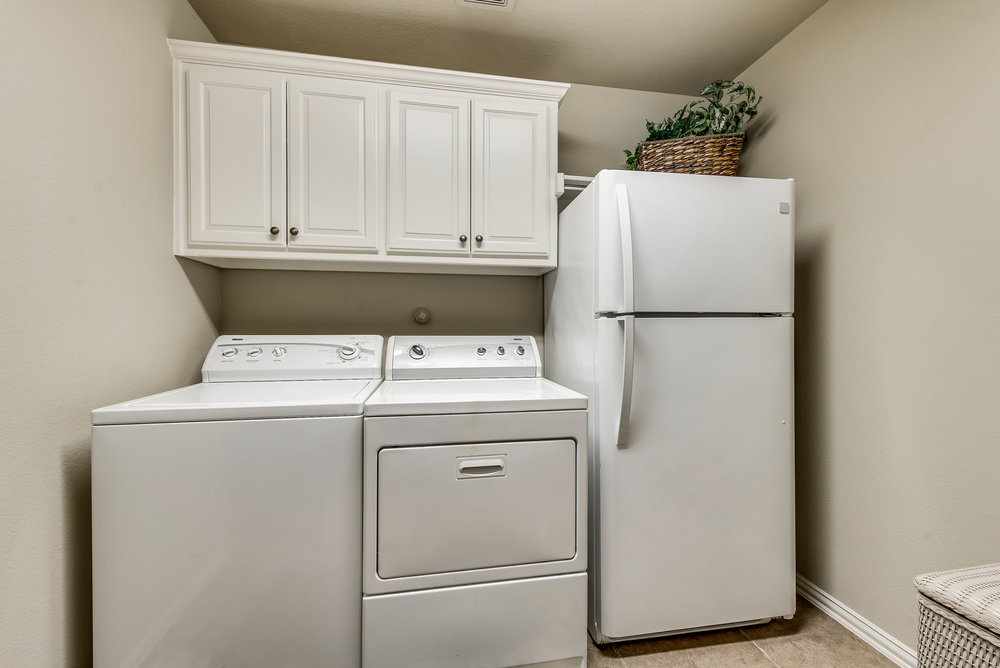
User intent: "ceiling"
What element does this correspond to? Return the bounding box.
[187,0,828,95]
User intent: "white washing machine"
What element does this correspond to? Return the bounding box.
[91,335,384,668]
[362,336,589,668]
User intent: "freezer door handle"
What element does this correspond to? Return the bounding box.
[616,184,635,313]
[617,314,635,448]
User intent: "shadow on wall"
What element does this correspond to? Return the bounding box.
[792,227,832,584]
[219,270,545,346]
[740,107,779,163]
[178,258,223,334]
[187,0,569,84]
[559,132,627,173]
[63,440,93,668]
[738,106,837,583]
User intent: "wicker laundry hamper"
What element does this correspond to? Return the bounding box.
[914,564,1000,668]
[635,132,745,176]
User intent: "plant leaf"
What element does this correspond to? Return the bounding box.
[625,79,761,154]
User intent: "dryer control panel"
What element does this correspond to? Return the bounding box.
[202,335,384,382]
[385,336,540,380]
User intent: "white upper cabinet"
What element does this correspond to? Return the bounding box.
[388,90,470,255]
[170,40,569,275]
[186,65,286,248]
[472,97,552,257]
[288,75,379,252]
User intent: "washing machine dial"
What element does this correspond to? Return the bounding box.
[476,346,487,356]
[496,346,506,356]
[408,344,426,360]
[221,347,238,358]
[272,347,287,358]
[247,347,263,358]
[339,344,360,360]
[516,346,526,356]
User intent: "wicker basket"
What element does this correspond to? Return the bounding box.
[636,132,745,176]
[918,594,1000,668]
[915,564,1000,668]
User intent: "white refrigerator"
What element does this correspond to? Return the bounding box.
[544,169,796,643]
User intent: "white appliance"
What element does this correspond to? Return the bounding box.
[91,335,384,668]
[362,336,588,668]
[544,170,796,643]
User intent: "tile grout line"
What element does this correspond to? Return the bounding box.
[611,642,629,668]
[740,628,782,668]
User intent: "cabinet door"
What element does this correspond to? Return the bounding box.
[472,98,552,257]
[288,76,379,252]
[187,65,286,248]
[387,90,470,255]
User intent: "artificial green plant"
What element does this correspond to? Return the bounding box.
[624,80,762,169]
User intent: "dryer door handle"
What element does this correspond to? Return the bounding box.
[457,457,506,478]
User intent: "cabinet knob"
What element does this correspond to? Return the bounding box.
[289,227,299,236]
[269,226,280,235]
[459,235,468,243]
[475,235,484,243]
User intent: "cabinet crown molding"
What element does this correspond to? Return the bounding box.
[168,39,570,103]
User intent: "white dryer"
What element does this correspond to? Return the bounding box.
[92,335,384,668]
[362,336,588,668]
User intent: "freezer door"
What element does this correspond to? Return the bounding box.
[594,316,795,639]
[596,171,794,314]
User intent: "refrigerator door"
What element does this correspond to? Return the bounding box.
[596,170,794,315]
[594,315,795,639]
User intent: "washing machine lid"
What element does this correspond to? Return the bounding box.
[93,378,383,425]
[363,377,586,417]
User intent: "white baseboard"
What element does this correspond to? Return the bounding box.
[796,574,917,668]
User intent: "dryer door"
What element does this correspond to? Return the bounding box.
[377,439,577,579]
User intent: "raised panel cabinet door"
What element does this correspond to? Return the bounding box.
[387,90,470,255]
[288,76,379,252]
[472,98,551,257]
[187,65,286,248]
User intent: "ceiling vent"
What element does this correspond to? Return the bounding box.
[456,0,515,11]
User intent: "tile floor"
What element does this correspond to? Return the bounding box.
[587,595,900,667]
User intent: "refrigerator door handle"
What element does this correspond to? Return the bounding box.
[616,184,635,313]
[617,314,635,448]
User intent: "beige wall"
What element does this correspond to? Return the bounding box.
[0,2,218,666]
[737,0,1000,649]
[184,0,828,97]
[559,83,697,176]
[0,8,695,662]
[221,83,695,341]
[221,269,545,344]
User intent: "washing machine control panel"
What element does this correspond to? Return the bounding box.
[202,335,384,382]
[386,336,540,380]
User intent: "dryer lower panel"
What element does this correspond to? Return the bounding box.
[362,573,587,668]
